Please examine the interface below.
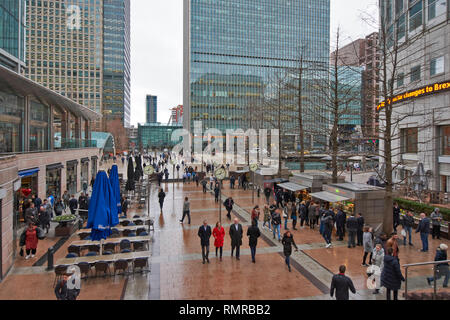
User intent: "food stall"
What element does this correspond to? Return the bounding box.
[310,182,386,227]
[251,166,280,190]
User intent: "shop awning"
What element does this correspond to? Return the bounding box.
[277,182,308,192]
[265,178,289,184]
[81,158,90,163]
[46,163,63,170]
[18,168,40,178]
[235,170,249,174]
[310,191,351,203]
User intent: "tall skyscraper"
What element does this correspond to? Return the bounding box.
[24,0,130,131]
[103,0,131,128]
[146,95,157,124]
[183,0,331,133]
[0,0,26,72]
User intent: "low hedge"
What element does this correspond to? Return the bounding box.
[395,198,450,222]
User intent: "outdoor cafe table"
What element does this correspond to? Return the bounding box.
[70,236,152,248]
[119,217,151,223]
[56,251,151,267]
[76,225,149,236]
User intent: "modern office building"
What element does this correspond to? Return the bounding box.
[0,0,27,72]
[25,0,130,131]
[183,0,331,137]
[138,123,183,150]
[0,65,101,280]
[378,0,450,193]
[146,95,158,124]
[170,105,183,125]
[102,0,131,128]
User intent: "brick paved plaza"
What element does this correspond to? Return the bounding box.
[0,162,448,300]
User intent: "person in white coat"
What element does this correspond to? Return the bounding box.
[370,243,385,294]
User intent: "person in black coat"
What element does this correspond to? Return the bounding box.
[158,189,166,214]
[214,184,220,203]
[224,197,234,220]
[282,231,298,272]
[299,202,308,227]
[330,265,356,300]
[393,203,401,232]
[198,220,212,264]
[247,221,261,263]
[68,195,78,215]
[381,247,405,300]
[346,213,358,248]
[356,213,365,246]
[264,187,272,204]
[427,244,449,288]
[229,218,243,260]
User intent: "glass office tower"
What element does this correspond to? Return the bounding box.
[184,0,331,135]
[103,0,131,128]
[0,0,26,72]
[146,95,158,124]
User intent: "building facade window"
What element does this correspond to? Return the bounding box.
[428,0,447,20]
[441,125,450,156]
[29,101,49,152]
[401,127,419,154]
[0,89,24,153]
[430,56,445,76]
[46,167,61,198]
[397,72,405,87]
[66,162,78,195]
[410,65,421,82]
[409,1,423,31]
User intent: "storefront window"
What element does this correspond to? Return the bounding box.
[53,107,63,150]
[91,157,98,178]
[0,90,24,153]
[46,167,61,198]
[81,160,89,188]
[441,125,450,156]
[66,162,78,195]
[30,101,49,152]
[401,127,418,154]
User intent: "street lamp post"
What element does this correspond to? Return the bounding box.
[214,167,226,224]
[250,163,259,204]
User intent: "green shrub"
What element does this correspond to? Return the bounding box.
[395,198,450,221]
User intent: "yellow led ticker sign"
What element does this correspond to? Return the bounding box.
[377,80,450,111]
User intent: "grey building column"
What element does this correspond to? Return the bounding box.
[24,95,30,152]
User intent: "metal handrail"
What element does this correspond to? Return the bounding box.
[403,259,450,300]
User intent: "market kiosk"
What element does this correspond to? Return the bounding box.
[289,172,345,202]
[310,182,386,227]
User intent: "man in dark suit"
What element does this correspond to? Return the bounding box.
[198,220,212,264]
[330,265,356,300]
[229,218,243,260]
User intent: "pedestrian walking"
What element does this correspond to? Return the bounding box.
[271,208,282,242]
[214,184,220,203]
[55,270,81,300]
[121,196,129,218]
[346,213,358,248]
[356,213,364,246]
[180,197,191,225]
[264,187,271,204]
[20,223,43,260]
[322,212,334,248]
[198,220,212,264]
[308,202,317,229]
[39,199,51,234]
[283,202,290,230]
[212,222,225,261]
[68,194,78,215]
[158,189,166,214]
[229,218,243,260]
[401,211,414,246]
[393,203,401,232]
[247,221,261,263]
[281,231,298,272]
[381,247,405,300]
[371,244,385,294]
[224,197,234,220]
[62,191,70,213]
[24,203,38,225]
[362,227,374,266]
[330,265,356,300]
[54,198,64,217]
[430,208,443,240]
[291,202,298,230]
[263,204,271,230]
[427,244,449,288]
[251,206,260,227]
[416,213,431,252]
[299,201,308,228]
[386,233,400,259]
[201,179,208,193]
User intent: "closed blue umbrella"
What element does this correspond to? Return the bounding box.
[109,164,122,215]
[87,171,119,241]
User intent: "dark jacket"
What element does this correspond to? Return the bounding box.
[381,255,405,290]
[224,199,234,210]
[393,206,401,223]
[247,225,261,247]
[330,274,356,300]
[282,234,298,256]
[416,218,430,234]
[434,248,449,267]
[402,215,415,228]
[356,216,365,231]
[264,188,271,197]
[55,280,80,300]
[158,191,166,203]
[323,215,334,233]
[271,211,282,225]
[198,225,212,246]
[346,216,358,232]
[229,224,243,247]
[69,198,78,211]
[336,210,346,226]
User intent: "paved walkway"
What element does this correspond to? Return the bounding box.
[1,160,448,300]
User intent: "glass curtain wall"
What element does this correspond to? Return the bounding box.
[0,89,24,153]
[29,100,49,152]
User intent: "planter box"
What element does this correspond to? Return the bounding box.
[54,221,78,237]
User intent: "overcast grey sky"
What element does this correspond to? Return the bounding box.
[130,0,378,126]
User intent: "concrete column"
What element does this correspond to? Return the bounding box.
[61,111,68,141]
[23,96,30,152]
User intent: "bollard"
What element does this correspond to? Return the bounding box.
[46,246,55,271]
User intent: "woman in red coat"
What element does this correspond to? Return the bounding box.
[25,223,39,260]
[213,222,225,261]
